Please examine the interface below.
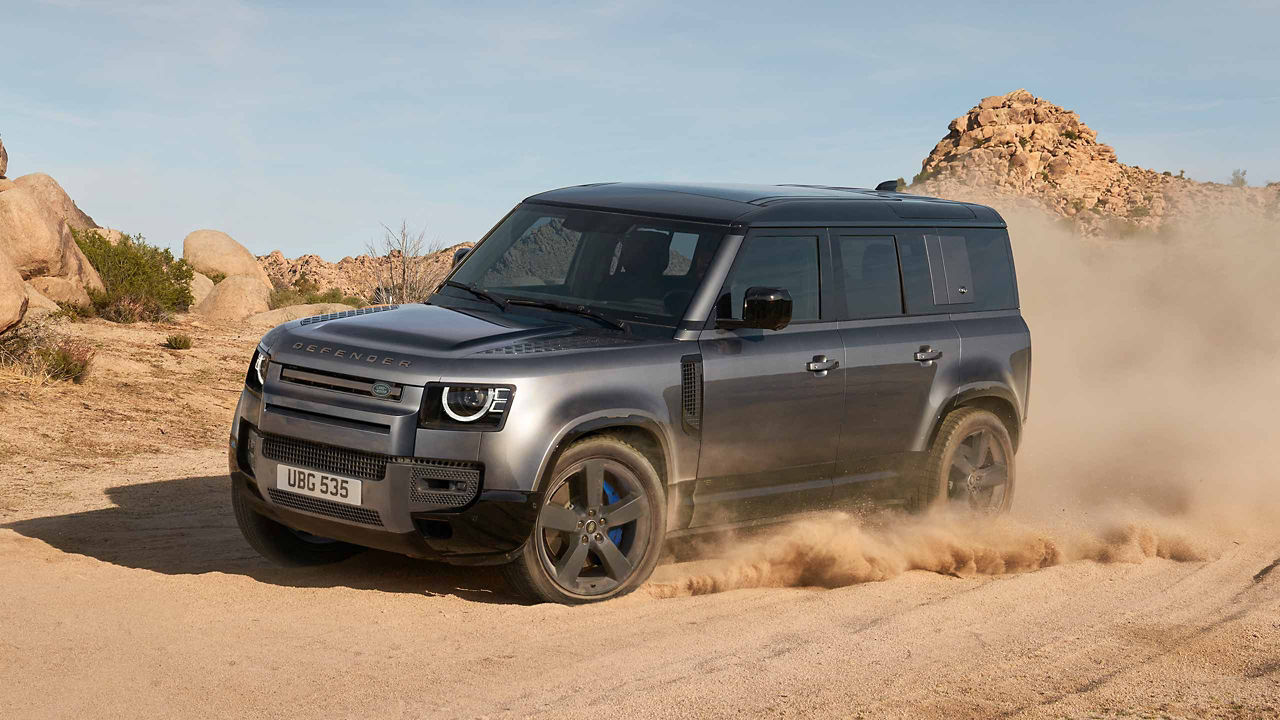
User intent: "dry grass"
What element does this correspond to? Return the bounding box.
[0,322,96,385]
[164,333,193,350]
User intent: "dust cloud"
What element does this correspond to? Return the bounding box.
[650,205,1280,598]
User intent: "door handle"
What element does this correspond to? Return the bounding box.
[806,355,839,375]
[914,347,944,364]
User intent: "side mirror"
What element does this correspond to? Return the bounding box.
[717,286,792,331]
[452,246,471,268]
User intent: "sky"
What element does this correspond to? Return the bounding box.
[4,0,1278,260]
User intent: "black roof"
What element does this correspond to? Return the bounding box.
[524,182,1005,228]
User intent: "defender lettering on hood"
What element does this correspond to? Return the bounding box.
[291,342,413,368]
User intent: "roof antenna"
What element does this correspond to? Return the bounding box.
[875,180,901,192]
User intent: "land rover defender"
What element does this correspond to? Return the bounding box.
[229,182,1031,604]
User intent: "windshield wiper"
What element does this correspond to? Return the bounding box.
[442,280,506,311]
[505,298,628,332]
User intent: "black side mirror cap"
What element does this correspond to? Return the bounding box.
[452,246,471,268]
[717,286,792,331]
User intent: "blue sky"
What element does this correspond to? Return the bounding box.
[4,0,1278,259]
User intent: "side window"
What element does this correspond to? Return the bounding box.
[899,229,1017,313]
[837,236,902,318]
[665,232,699,275]
[897,233,943,314]
[957,228,1017,311]
[720,234,821,321]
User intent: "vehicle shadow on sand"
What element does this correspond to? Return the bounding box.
[3,474,523,605]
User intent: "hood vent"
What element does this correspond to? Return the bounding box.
[477,334,640,355]
[300,305,400,326]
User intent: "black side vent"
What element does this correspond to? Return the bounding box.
[680,354,702,433]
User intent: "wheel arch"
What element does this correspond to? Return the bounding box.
[931,384,1024,451]
[535,413,672,494]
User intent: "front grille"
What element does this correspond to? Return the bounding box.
[261,434,387,482]
[406,459,482,508]
[680,355,702,431]
[279,365,403,401]
[268,488,383,526]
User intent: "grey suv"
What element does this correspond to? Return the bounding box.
[229,183,1031,604]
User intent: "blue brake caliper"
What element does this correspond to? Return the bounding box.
[602,480,624,545]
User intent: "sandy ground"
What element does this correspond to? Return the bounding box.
[3,208,1280,720]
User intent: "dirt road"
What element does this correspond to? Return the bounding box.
[2,211,1279,718]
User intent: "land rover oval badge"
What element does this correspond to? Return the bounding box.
[371,381,392,398]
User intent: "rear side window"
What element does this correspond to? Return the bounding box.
[720,234,821,321]
[837,235,903,318]
[899,228,1016,313]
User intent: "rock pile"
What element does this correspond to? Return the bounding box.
[258,244,468,299]
[0,164,105,331]
[910,89,1280,234]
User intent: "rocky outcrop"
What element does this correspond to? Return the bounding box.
[190,272,215,306]
[910,89,1280,234]
[193,274,270,322]
[0,136,7,179]
[21,282,59,320]
[0,250,27,333]
[27,276,90,307]
[183,229,272,289]
[258,243,469,299]
[0,187,68,278]
[12,173,96,231]
[247,303,355,328]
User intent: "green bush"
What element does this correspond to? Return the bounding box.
[1231,169,1248,187]
[268,275,367,310]
[204,271,228,284]
[164,333,193,350]
[1062,129,1079,141]
[73,229,194,323]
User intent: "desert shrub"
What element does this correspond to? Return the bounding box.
[73,228,194,323]
[204,271,227,284]
[910,167,941,186]
[269,275,367,309]
[50,301,97,322]
[1062,129,1079,141]
[1018,136,1029,149]
[0,325,95,384]
[164,333,193,350]
[1130,206,1151,218]
[1231,169,1248,187]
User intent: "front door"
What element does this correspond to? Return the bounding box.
[692,229,843,526]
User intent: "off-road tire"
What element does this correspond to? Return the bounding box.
[232,483,365,566]
[908,407,1016,514]
[503,436,666,604]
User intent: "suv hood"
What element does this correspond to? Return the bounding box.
[263,303,579,383]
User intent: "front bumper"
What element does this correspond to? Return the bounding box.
[229,430,541,566]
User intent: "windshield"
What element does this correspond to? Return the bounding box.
[443,203,728,326]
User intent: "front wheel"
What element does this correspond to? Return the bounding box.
[909,407,1016,514]
[503,436,666,604]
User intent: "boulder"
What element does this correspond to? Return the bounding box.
[193,274,270,321]
[0,136,6,178]
[190,272,215,306]
[183,229,272,289]
[21,282,59,320]
[89,227,123,245]
[0,186,65,278]
[247,303,356,328]
[0,251,27,333]
[57,229,104,292]
[28,276,90,307]
[12,173,96,231]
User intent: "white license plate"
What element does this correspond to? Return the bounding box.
[276,465,362,506]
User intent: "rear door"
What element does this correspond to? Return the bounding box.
[693,228,843,525]
[831,229,961,503]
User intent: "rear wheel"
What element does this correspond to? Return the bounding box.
[232,483,365,566]
[910,407,1015,514]
[503,436,665,604]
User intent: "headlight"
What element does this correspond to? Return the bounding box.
[420,383,514,430]
[246,346,271,391]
